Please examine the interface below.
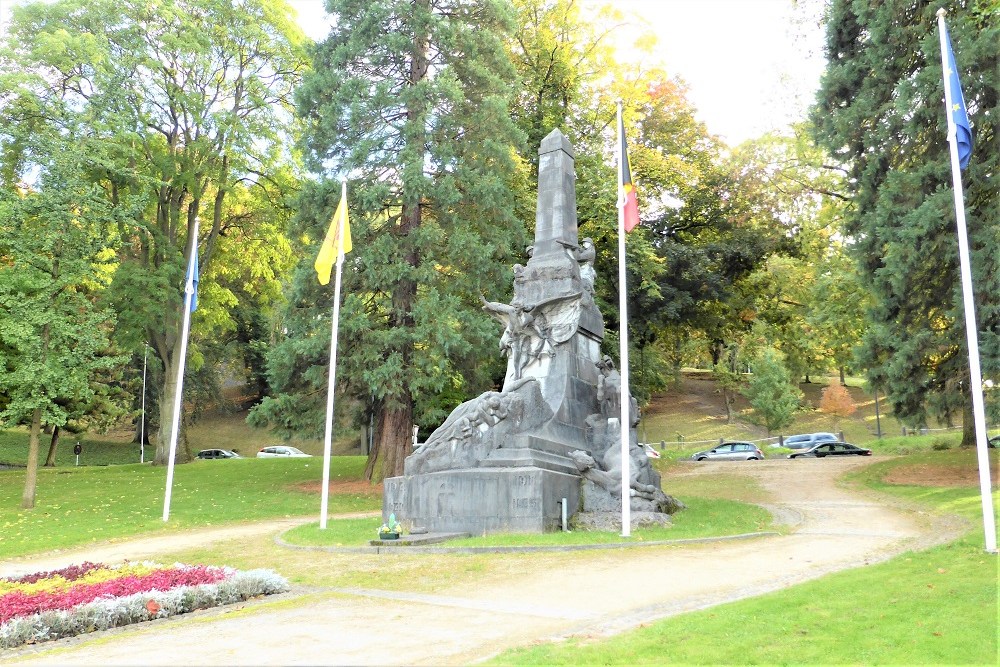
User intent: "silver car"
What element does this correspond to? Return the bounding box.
[782,432,838,450]
[256,445,311,458]
[691,442,765,461]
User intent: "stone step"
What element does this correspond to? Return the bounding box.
[481,447,581,475]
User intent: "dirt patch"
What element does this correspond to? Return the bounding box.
[883,463,984,487]
[291,479,383,496]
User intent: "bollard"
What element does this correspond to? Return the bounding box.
[560,497,569,532]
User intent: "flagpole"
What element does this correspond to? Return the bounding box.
[140,343,148,464]
[320,180,347,530]
[936,8,996,553]
[163,217,199,522]
[616,102,632,538]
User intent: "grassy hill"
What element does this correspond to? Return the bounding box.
[638,370,961,448]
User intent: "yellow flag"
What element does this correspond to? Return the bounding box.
[314,186,352,285]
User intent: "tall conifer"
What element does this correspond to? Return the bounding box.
[812,1,999,439]
[281,0,525,479]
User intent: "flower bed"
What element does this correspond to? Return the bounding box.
[0,561,288,650]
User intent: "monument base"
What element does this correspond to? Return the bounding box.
[384,467,580,535]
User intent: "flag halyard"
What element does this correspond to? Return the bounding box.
[315,185,352,285]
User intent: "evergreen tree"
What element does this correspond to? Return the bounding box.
[812,0,999,441]
[263,0,525,479]
[742,347,801,435]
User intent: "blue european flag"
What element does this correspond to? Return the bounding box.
[944,25,973,169]
[185,249,199,313]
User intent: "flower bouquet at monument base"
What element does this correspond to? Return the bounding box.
[378,513,402,539]
[0,561,288,649]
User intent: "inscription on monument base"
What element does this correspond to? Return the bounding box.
[384,468,579,534]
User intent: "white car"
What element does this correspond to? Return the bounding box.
[256,445,311,458]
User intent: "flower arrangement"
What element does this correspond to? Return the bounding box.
[377,513,402,539]
[0,561,288,650]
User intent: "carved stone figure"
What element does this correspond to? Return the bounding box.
[574,237,596,294]
[482,292,582,380]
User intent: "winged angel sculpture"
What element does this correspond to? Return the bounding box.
[481,292,582,380]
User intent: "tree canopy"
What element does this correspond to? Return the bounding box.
[812,0,999,440]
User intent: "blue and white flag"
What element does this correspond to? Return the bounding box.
[185,247,199,312]
[943,24,973,169]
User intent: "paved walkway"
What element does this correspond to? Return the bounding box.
[3,459,957,665]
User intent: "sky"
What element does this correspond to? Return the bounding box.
[0,0,828,145]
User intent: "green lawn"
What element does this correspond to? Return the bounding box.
[489,449,999,666]
[0,456,381,559]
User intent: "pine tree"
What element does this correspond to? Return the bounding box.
[812,0,999,441]
[742,347,801,435]
[270,0,526,479]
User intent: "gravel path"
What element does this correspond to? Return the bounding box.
[3,458,961,666]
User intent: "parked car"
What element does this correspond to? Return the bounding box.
[196,449,241,460]
[257,445,311,458]
[781,432,839,450]
[642,443,661,459]
[788,442,872,458]
[989,435,999,448]
[691,442,765,461]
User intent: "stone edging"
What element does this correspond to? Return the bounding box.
[272,528,782,555]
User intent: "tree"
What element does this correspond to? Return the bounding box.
[812,0,1000,444]
[742,347,801,435]
[0,0,308,463]
[0,147,122,508]
[819,382,856,431]
[260,0,525,480]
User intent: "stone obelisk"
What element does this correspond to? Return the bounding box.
[381,129,683,535]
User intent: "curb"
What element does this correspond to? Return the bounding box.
[273,528,781,555]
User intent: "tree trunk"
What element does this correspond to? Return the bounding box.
[722,387,733,424]
[961,400,975,447]
[154,350,192,465]
[43,424,60,467]
[839,366,846,385]
[366,399,414,482]
[22,408,42,509]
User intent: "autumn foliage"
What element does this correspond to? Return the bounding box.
[819,383,857,420]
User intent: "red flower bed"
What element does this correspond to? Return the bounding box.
[1,562,104,585]
[0,565,227,624]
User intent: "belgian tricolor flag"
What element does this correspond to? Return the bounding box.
[617,109,640,233]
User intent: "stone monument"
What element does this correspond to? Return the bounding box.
[383,129,682,534]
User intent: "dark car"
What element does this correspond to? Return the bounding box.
[691,442,765,461]
[788,442,872,459]
[196,448,241,460]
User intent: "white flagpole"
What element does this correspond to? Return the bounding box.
[936,8,996,553]
[320,180,348,530]
[163,217,199,522]
[616,102,632,538]
[140,343,147,464]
